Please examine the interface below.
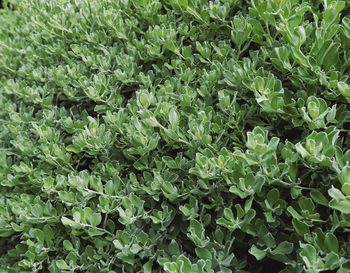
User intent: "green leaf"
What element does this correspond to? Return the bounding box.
[329,187,350,213]
[310,190,328,206]
[61,217,76,226]
[31,204,43,217]
[56,260,70,270]
[164,262,179,272]
[292,219,310,237]
[273,241,294,255]
[168,240,180,255]
[287,206,302,220]
[59,191,75,203]
[90,213,102,227]
[177,255,192,272]
[338,166,350,185]
[88,228,105,236]
[169,109,179,128]
[195,247,212,260]
[178,0,188,9]
[325,233,339,253]
[130,243,142,254]
[66,145,80,153]
[300,245,317,269]
[63,240,74,251]
[143,260,153,273]
[324,252,340,270]
[249,245,267,260]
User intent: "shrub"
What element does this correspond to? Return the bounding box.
[1,0,350,272]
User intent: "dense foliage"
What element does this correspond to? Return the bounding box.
[2,0,350,272]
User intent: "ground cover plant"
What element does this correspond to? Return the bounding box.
[2,0,350,272]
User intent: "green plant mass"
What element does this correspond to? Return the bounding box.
[2,0,350,272]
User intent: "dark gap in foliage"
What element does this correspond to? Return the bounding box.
[83,101,100,118]
[121,84,139,102]
[334,228,350,247]
[0,0,14,10]
[340,120,350,138]
[233,232,257,271]
[28,105,41,120]
[166,148,183,159]
[240,42,261,58]
[316,0,324,13]
[181,237,197,256]
[0,235,21,257]
[260,258,286,272]
[75,155,96,172]
[274,123,305,143]
[339,131,350,147]
[341,7,350,21]
[241,122,254,135]
[108,212,127,230]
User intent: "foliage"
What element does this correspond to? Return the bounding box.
[1,0,350,272]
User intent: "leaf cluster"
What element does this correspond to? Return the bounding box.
[1,0,350,272]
